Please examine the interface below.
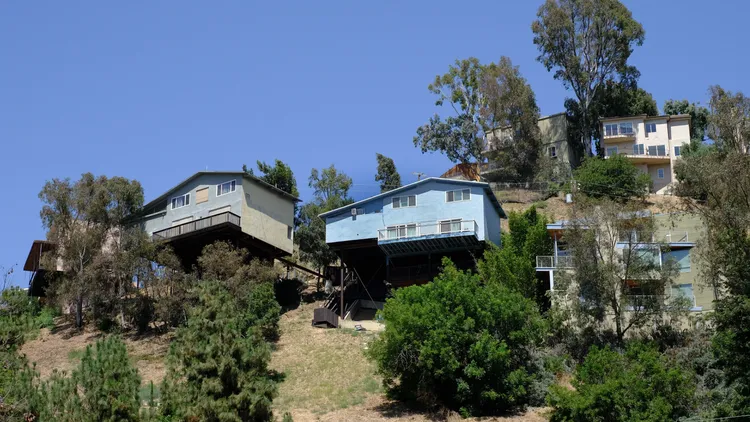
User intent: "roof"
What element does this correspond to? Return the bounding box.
[24,240,56,271]
[600,114,691,123]
[319,177,507,219]
[142,171,300,212]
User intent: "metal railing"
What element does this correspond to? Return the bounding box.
[152,211,241,241]
[377,220,478,241]
[664,231,689,243]
[603,124,638,138]
[536,255,574,269]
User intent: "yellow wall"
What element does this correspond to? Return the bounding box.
[241,178,295,254]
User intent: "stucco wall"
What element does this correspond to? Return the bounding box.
[648,164,672,194]
[325,180,502,246]
[142,174,243,235]
[241,178,295,254]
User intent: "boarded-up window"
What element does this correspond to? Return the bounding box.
[196,187,209,204]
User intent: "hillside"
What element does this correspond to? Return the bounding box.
[19,301,549,421]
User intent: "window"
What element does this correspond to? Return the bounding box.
[386,223,417,239]
[549,146,557,158]
[392,195,416,209]
[657,168,665,179]
[671,284,696,307]
[216,180,236,196]
[604,123,618,137]
[664,249,691,272]
[645,123,657,136]
[619,122,634,135]
[446,188,471,202]
[287,226,293,240]
[439,219,462,233]
[674,146,681,156]
[634,144,645,155]
[648,145,667,156]
[606,146,618,157]
[171,193,190,209]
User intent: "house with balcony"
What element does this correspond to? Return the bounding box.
[137,171,298,269]
[320,177,506,316]
[483,112,579,181]
[536,212,714,314]
[600,114,691,194]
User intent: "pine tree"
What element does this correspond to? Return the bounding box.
[161,282,277,421]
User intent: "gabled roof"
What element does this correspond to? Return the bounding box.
[142,171,300,212]
[319,177,506,219]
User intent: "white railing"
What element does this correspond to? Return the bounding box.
[536,255,574,269]
[377,220,478,241]
[664,231,689,243]
[603,123,637,138]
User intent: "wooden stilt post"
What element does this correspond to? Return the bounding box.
[340,267,345,318]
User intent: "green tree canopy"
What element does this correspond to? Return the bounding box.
[549,343,696,421]
[297,165,354,270]
[707,85,750,154]
[369,259,545,416]
[243,159,299,197]
[573,155,651,201]
[533,0,645,156]
[413,58,486,166]
[664,98,710,140]
[374,153,401,193]
[482,56,542,180]
[38,173,144,328]
[478,206,553,305]
[161,282,277,421]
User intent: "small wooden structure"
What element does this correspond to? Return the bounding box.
[312,307,339,329]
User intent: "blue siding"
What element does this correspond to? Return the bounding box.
[325,179,501,246]
[142,174,243,235]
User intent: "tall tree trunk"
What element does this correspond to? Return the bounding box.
[75,295,83,328]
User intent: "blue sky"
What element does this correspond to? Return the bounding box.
[1,1,747,287]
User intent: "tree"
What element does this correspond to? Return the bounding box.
[374,153,401,193]
[297,165,353,271]
[482,56,543,180]
[675,151,750,412]
[243,159,299,197]
[707,85,750,154]
[413,58,488,169]
[566,71,659,157]
[38,173,144,328]
[16,336,142,421]
[532,0,646,156]
[161,282,277,421]
[477,206,553,305]
[549,343,696,421]
[573,155,652,201]
[368,258,545,416]
[553,200,686,345]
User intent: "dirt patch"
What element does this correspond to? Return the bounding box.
[19,321,172,386]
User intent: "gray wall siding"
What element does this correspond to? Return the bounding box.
[142,174,243,235]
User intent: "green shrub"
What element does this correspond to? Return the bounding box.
[549,343,695,422]
[244,282,282,342]
[161,281,277,421]
[368,259,545,416]
[574,155,651,201]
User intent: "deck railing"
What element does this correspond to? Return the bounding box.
[536,255,574,269]
[377,220,478,241]
[152,211,241,241]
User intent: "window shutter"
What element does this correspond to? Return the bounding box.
[185,194,190,205]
